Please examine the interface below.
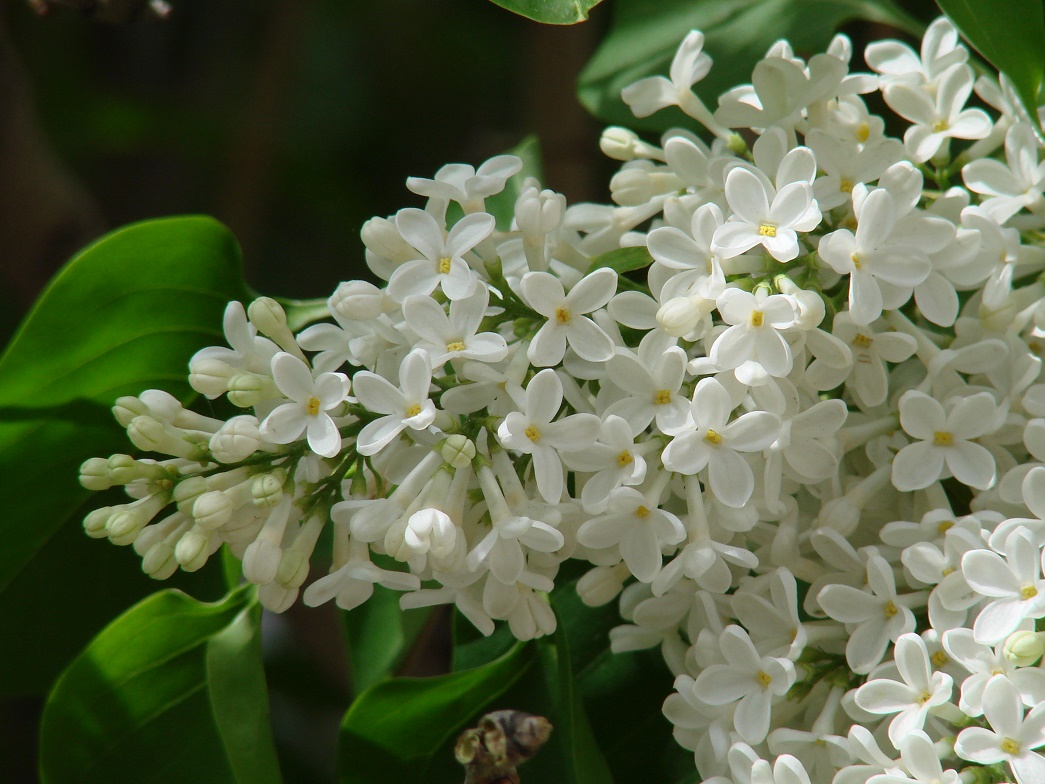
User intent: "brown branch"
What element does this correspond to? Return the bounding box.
[455,710,553,784]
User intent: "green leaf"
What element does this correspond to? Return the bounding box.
[0,215,247,694]
[578,0,924,132]
[273,295,331,332]
[342,585,434,694]
[488,0,604,25]
[935,0,1045,130]
[586,246,654,276]
[338,641,536,783]
[39,586,282,784]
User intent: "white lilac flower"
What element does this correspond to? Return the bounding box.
[892,390,998,492]
[387,208,493,301]
[864,16,967,87]
[496,368,601,503]
[690,625,796,745]
[816,554,916,674]
[661,378,780,508]
[963,122,1045,223]
[561,414,651,513]
[352,349,437,455]
[519,267,617,366]
[943,627,1045,716]
[406,154,522,214]
[602,330,690,436]
[712,166,821,262]
[962,527,1045,644]
[866,730,961,784]
[402,286,508,366]
[258,352,350,458]
[706,287,796,385]
[853,632,953,748]
[955,676,1045,784]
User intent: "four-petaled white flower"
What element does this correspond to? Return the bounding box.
[352,349,438,455]
[519,267,618,367]
[259,352,350,458]
[388,208,493,302]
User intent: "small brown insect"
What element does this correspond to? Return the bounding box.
[455,709,553,784]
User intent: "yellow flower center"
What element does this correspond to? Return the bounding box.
[756,670,773,688]
[306,396,321,416]
[405,403,422,417]
[853,333,873,349]
[916,690,933,705]
[654,389,672,405]
[933,431,953,447]
[937,520,955,534]
[438,257,452,274]
[758,223,778,238]
[941,567,955,577]
[932,119,949,133]
[555,307,572,325]
[856,123,870,143]
[616,451,634,467]
[1001,737,1022,755]
[704,429,723,446]
[850,252,862,270]
[750,310,764,328]
[525,425,541,442]
[1022,585,1039,600]
[931,650,949,667]
[446,341,466,352]
[635,505,651,518]
[840,178,854,193]
[883,600,898,618]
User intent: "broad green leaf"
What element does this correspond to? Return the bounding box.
[39,586,282,784]
[342,584,434,694]
[935,0,1045,130]
[578,0,924,132]
[0,216,247,694]
[586,246,654,276]
[338,640,535,783]
[488,0,604,25]
[275,295,331,332]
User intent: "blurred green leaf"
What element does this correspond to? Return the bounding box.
[39,586,282,784]
[488,0,604,25]
[578,0,924,132]
[338,640,535,783]
[343,585,434,695]
[0,216,247,694]
[586,246,654,276]
[935,0,1045,130]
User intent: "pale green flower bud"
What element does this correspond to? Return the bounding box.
[726,132,748,155]
[175,526,212,572]
[226,373,278,409]
[243,538,282,585]
[329,280,390,321]
[248,297,289,338]
[600,126,641,161]
[441,435,476,469]
[657,297,702,337]
[79,457,112,491]
[252,470,285,507]
[361,216,415,263]
[193,490,234,529]
[1004,630,1045,666]
[174,476,211,515]
[189,358,235,398]
[209,415,261,463]
[142,541,178,579]
[276,550,309,589]
[577,564,627,607]
[107,509,148,546]
[113,395,149,427]
[84,507,113,538]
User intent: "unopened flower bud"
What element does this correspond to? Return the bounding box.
[84,507,113,538]
[109,509,151,545]
[727,132,748,155]
[276,550,310,589]
[226,373,278,409]
[142,541,178,579]
[577,564,627,607]
[361,216,414,263]
[126,416,169,453]
[243,539,282,585]
[210,415,261,463]
[441,435,476,468]
[189,358,235,398]
[329,280,390,321]
[248,297,289,338]
[1004,630,1045,666]
[138,389,183,422]
[515,187,565,236]
[657,297,702,337]
[112,396,149,427]
[600,126,641,161]
[193,490,234,529]
[175,526,212,572]
[79,457,112,491]
[252,471,285,507]
[174,476,211,515]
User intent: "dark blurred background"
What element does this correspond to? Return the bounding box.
[0,1,606,781]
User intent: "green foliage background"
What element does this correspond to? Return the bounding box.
[1,0,1041,782]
